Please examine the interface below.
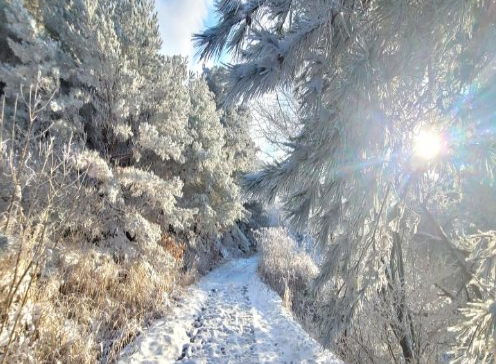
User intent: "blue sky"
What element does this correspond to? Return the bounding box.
[155,0,220,69]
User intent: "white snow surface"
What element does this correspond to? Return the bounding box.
[119,257,341,364]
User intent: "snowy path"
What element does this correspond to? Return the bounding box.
[119,257,341,364]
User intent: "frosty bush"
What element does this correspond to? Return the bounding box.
[0,88,80,361]
[256,227,318,328]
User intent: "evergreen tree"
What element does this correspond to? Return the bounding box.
[0,0,87,143]
[137,56,192,165]
[0,0,60,114]
[40,0,197,232]
[205,67,257,175]
[1,0,250,244]
[197,1,496,362]
[179,77,246,235]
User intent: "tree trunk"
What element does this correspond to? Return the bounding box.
[381,231,416,363]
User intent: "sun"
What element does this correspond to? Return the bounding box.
[413,130,443,161]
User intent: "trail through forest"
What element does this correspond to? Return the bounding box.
[119,257,341,364]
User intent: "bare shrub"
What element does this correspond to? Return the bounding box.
[0,82,85,361]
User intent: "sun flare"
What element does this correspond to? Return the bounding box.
[414,130,443,161]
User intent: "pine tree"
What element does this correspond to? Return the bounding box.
[0,0,60,106]
[0,0,253,257]
[197,0,496,362]
[137,56,192,164]
[205,67,257,175]
[8,0,249,241]
[37,0,189,242]
[180,77,246,235]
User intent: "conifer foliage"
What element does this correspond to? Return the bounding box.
[197,0,496,362]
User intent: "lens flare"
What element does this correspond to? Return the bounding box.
[414,130,443,161]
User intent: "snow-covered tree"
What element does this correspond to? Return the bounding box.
[0,0,59,122]
[0,1,259,361]
[197,0,496,362]
[44,0,139,154]
[2,0,251,242]
[40,0,198,233]
[0,0,88,147]
[137,56,192,164]
[179,77,246,235]
[205,67,257,175]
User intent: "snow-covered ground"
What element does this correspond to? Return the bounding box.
[119,257,341,364]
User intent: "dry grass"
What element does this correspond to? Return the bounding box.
[0,240,181,363]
